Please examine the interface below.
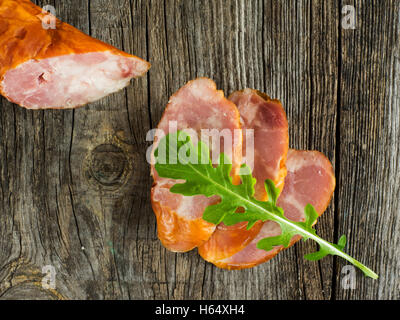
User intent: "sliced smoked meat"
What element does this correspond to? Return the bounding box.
[213,149,336,270]
[0,0,150,109]
[151,78,242,252]
[198,89,289,263]
[230,90,289,195]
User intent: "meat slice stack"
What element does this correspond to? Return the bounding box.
[0,0,150,109]
[151,78,336,270]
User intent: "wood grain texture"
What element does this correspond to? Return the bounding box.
[0,0,398,300]
[335,0,400,299]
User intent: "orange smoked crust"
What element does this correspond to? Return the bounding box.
[214,235,303,270]
[197,221,265,262]
[151,185,216,253]
[0,0,150,97]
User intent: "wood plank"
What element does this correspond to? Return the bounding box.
[336,0,400,299]
[297,0,339,300]
[0,0,92,300]
[0,0,151,299]
[80,0,152,300]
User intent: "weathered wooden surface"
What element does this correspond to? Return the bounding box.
[0,0,399,300]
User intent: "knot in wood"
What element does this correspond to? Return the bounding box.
[86,144,129,189]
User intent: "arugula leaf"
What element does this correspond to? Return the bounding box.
[304,235,347,261]
[154,131,378,279]
[264,179,280,206]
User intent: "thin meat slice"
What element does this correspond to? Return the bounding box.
[198,89,288,263]
[213,149,336,270]
[151,78,242,252]
[0,0,150,109]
